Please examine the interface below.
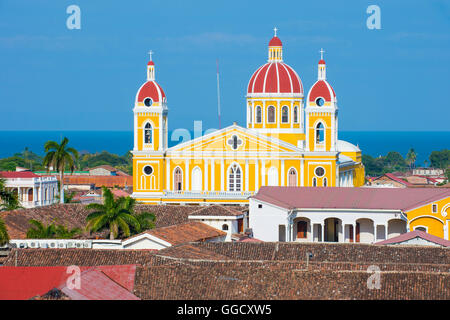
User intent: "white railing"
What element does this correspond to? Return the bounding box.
[163,190,253,199]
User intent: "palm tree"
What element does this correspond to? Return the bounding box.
[43,137,79,204]
[55,225,82,239]
[406,148,417,170]
[26,219,57,239]
[0,178,21,211]
[85,187,140,239]
[121,196,155,234]
[0,217,9,246]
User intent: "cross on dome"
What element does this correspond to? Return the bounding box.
[273,27,278,37]
[320,48,325,60]
[148,50,154,61]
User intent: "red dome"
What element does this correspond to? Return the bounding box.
[136,81,166,104]
[247,62,303,95]
[308,80,336,103]
[318,59,326,65]
[269,36,282,46]
[147,60,155,66]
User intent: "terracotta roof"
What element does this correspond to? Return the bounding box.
[376,230,450,247]
[374,173,413,186]
[132,221,226,245]
[247,62,303,95]
[0,265,139,300]
[251,186,450,212]
[188,205,244,217]
[88,165,117,172]
[3,248,156,267]
[63,175,133,188]
[0,171,39,178]
[268,36,282,46]
[0,204,202,239]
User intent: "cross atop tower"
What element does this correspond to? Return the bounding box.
[319,48,325,60]
[148,50,154,61]
[273,27,278,37]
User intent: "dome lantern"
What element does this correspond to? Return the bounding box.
[147,50,156,81]
[268,27,283,62]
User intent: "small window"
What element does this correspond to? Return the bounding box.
[323,177,327,187]
[222,224,229,231]
[415,226,427,232]
[294,106,298,123]
[143,165,153,175]
[258,204,263,209]
[267,106,275,123]
[315,97,324,107]
[256,106,262,123]
[432,204,437,213]
[281,106,289,123]
[312,177,317,187]
[144,123,152,144]
[315,167,325,177]
[144,97,153,107]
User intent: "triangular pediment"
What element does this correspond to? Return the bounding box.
[167,125,301,154]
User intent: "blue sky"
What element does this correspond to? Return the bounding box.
[0,0,449,132]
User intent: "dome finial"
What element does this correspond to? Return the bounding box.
[148,50,154,61]
[320,48,325,60]
[273,27,278,37]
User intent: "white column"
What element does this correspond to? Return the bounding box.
[211,159,215,191]
[133,113,138,150]
[221,159,225,191]
[261,159,265,186]
[159,115,163,151]
[300,158,304,186]
[320,223,324,242]
[281,160,285,186]
[32,186,37,205]
[255,160,259,191]
[166,159,170,191]
[245,159,249,191]
[373,224,377,243]
[204,159,208,191]
[185,159,189,191]
[353,223,357,243]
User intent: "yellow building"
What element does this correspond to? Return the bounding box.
[131,31,365,205]
[405,194,450,240]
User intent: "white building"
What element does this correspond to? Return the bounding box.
[0,171,58,208]
[249,186,422,244]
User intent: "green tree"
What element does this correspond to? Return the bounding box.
[55,225,82,239]
[0,178,21,211]
[405,148,417,169]
[384,151,407,170]
[121,196,155,234]
[42,137,79,204]
[0,217,9,246]
[429,150,450,169]
[26,219,57,239]
[85,187,140,239]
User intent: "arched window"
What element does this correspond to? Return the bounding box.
[228,164,242,191]
[294,106,298,123]
[144,123,152,144]
[415,226,427,232]
[323,177,328,187]
[281,106,289,123]
[222,224,229,231]
[315,122,324,144]
[192,167,202,191]
[312,177,317,187]
[174,167,183,191]
[288,168,297,187]
[297,221,307,239]
[256,106,262,123]
[268,167,278,186]
[267,106,275,123]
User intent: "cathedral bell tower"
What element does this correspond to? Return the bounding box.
[132,51,168,196]
[305,49,338,152]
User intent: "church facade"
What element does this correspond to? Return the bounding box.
[131,32,365,205]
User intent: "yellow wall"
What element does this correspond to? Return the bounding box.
[406,197,450,239]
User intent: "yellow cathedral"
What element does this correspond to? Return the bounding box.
[131,31,365,205]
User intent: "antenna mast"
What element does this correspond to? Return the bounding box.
[216,59,221,129]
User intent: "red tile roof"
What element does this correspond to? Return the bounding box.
[0,171,39,178]
[375,230,450,247]
[63,175,133,188]
[252,186,450,212]
[0,265,138,300]
[374,173,413,186]
[188,205,244,217]
[128,221,226,245]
